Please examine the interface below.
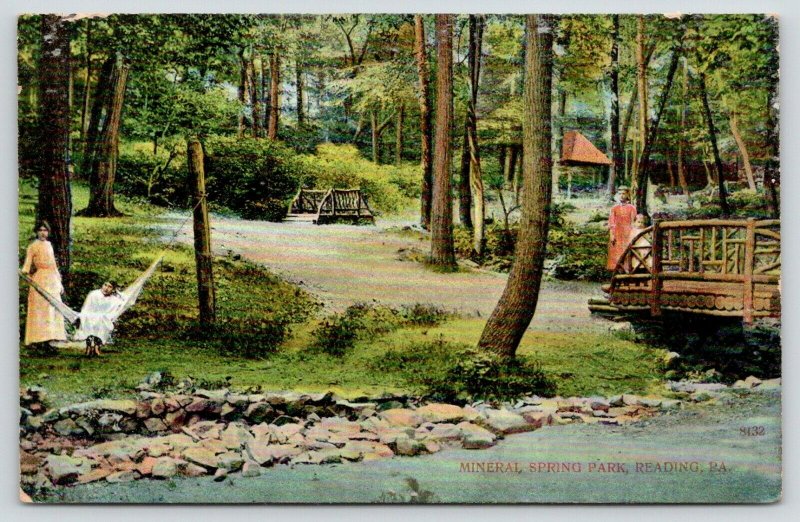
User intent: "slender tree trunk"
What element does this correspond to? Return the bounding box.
[429,14,456,268]
[79,18,92,147]
[764,73,780,218]
[262,58,270,134]
[677,58,690,199]
[37,14,72,279]
[188,138,216,327]
[553,89,567,195]
[371,110,380,163]
[478,14,554,358]
[498,145,507,184]
[667,160,675,187]
[634,38,682,214]
[249,56,261,138]
[632,15,648,197]
[607,14,622,197]
[395,102,404,164]
[268,51,281,140]
[296,59,305,127]
[458,123,472,228]
[81,55,128,217]
[237,48,247,138]
[729,112,756,190]
[698,70,730,215]
[81,56,112,178]
[467,15,486,257]
[414,15,434,229]
[509,145,519,189]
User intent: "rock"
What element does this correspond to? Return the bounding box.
[220,423,254,450]
[20,451,42,475]
[182,463,208,477]
[53,418,84,437]
[342,441,394,460]
[376,400,404,412]
[200,438,229,455]
[418,423,461,444]
[590,400,610,412]
[376,426,415,446]
[196,389,229,401]
[62,399,138,416]
[660,400,682,411]
[415,404,466,424]
[609,321,633,333]
[458,422,496,449]
[106,470,139,483]
[185,398,220,414]
[188,421,224,440]
[164,410,187,431]
[520,411,554,428]
[245,438,274,465]
[135,401,152,419]
[164,398,182,413]
[217,452,244,472]
[758,378,781,390]
[151,457,178,479]
[689,391,717,403]
[241,460,261,477]
[46,454,91,485]
[622,394,641,406]
[638,398,662,408]
[394,434,426,456]
[150,398,166,416]
[213,468,228,482]
[663,352,681,368]
[379,408,423,428]
[273,415,298,426]
[144,418,168,433]
[77,467,112,484]
[668,381,726,393]
[182,447,219,469]
[140,371,164,389]
[245,402,274,424]
[480,409,533,435]
[320,417,361,436]
[744,376,763,388]
[137,456,157,476]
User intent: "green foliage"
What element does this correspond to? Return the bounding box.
[300,144,420,214]
[204,136,305,221]
[216,317,291,359]
[547,224,609,281]
[116,144,188,207]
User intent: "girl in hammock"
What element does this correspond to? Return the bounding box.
[73,280,125,356]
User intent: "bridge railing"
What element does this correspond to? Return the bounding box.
[611,219,780,322]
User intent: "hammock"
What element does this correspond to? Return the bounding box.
[19,255,164,325]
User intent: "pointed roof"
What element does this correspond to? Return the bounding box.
[560,130,612,166]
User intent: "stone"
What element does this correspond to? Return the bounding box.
[213,468,228,482]
[664,352,681,368]
[379,408,423,427]
[53,418,84,437]
[480,409,533,435]
[135,401,152,419]
[106,470,139,483]
[151,457,178,479]
[182,463,208,477]
[622,394,641,406]
[608,395,624,407]
[189,421,224,440]
[241,460,261,477]
[638,398,662,408]
[164,398,182,413]
[46,454,91,485]
[137,456,157,476]
[60,399,138,417]
[226,393,249,407]
[457,422,497,449]
[196,388,229,401]
[520,411,554,428]
[744,376,763,388]
[342,441,394,460]
[245,438,274,466]
[415,404,466,424]
[185,398,217,414]
[424,441,441,454]
[77,467,112,484]
[20,451,42,475]
[164,410,187,431]
[144,418,168,433]
[394,435,427,456]
[220,404,237,418]
[376,426,414,446]
[759,378,782,390]
[418,423,461,444]
[150,398,166,416]
[217,452,245,472]
[660,400,682,411]
[220,423,254,450]
[245,402,275,424]
[183,447,219,469]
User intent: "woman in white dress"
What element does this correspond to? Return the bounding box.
[74,281,125,356]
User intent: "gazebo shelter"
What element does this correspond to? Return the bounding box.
[559,130,612,197]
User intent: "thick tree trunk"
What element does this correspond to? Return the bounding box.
[79,18,92,148]
[467,15,486,257]
[607,14,622,197]
[81,54,128,217]
[249,56,261,138]
[478,14,554,358]
[634,41,681,215]
[296,59,305,127]
[632,15,648,196]
[414,15,434,229]
[395,102,404,164]
[81,57,113,177]
[429,14,457,268]
[268,52,281,140]
[698,70,730,216]
[37,15,72,279]
[458,124,472,228]
[237,48,247,138]
[729,112,756,190]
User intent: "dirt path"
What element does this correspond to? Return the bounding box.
[158,214,609,333]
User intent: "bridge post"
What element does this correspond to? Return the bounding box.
[188,138,216,327]
[742,218,756,323]
[650,221,663,317]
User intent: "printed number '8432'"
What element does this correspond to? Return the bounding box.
[740,426,765,436]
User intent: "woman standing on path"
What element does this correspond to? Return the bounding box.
[21,221,66,347]
[607,186,638,271]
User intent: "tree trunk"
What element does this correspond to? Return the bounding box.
[81,54,128,217]
[296,59,305,127]
[79,18,92,148]
[371,110,380,164]
[667,160,675,187]
[262,58,270,134]
[478,14,554,358]
[634,34,682,215]
[268,51,280,140]
[498,145,508,184]
[632,15,648,197]
[81,56,113,177]
[553,89,567,195]
[698,70,730,216]
[414,15,434,229]
[188,138,216,327]
[607,14,622,197]
[729,112,756,190]
[459,123,473,228]
[37,15,72,279]
[395,102,404,164]
[509,145,519,193]
[237,48,247,138]
[467,15,486,257]
[249,56,260,138]
[677,58,690,199]
[429,14,457,269]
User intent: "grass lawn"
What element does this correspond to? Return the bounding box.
[19,181,668,407]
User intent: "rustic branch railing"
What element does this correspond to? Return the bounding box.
[288,188,375,225]
[606,219,780,323]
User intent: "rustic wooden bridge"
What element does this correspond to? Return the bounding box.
[589,218,781,324]
[286,188,375,225]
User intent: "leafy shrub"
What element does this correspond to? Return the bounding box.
[216,317,291,359]
[204,136,305,221]
[547,224,608,281]
[399,303,450,327]
[311,314,362,356]
[116,146,188,207]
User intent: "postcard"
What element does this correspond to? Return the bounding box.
[18,12,781,503]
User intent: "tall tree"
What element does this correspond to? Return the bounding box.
[80,53,128,217]
[478,14,554,358]
[676,57,690,198]
[466,14,486,257]
[458,126,473,228]
[249,54,261,138]
[607,14,622,197]
[237,47,248,138]
[37,14,72,278]
[268,51,281,140]
[429,14,457,269]
[394,102,404,164]
[414,15,433,229]
[632,15,648,194]
[728,111,756,190]
[698,68,730,215]
[296,58,305,127]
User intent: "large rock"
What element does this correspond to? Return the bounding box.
[378,408,423,428]
[320,417,362,436]
[480,409,534,435]
[216,451,245,472]
[342,441,394,460]
[245,402,275,424]
[394,434,426,456]
[20,451,42,475]
[151,457,178,479]
[457,422,497,449]
[241,460,261,477]
[144,418,168,433]
[106,470,139,483]
[220,423,254,450]
[53,418,85,437]
[60,399,138,417]
[45,454,91,484]
[182,447,219,470]
[415,404,466,424]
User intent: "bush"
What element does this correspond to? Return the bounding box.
[204,136,305,221]
[399,303,450,327]
[116,146,188,207]
[216,317,291,359]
